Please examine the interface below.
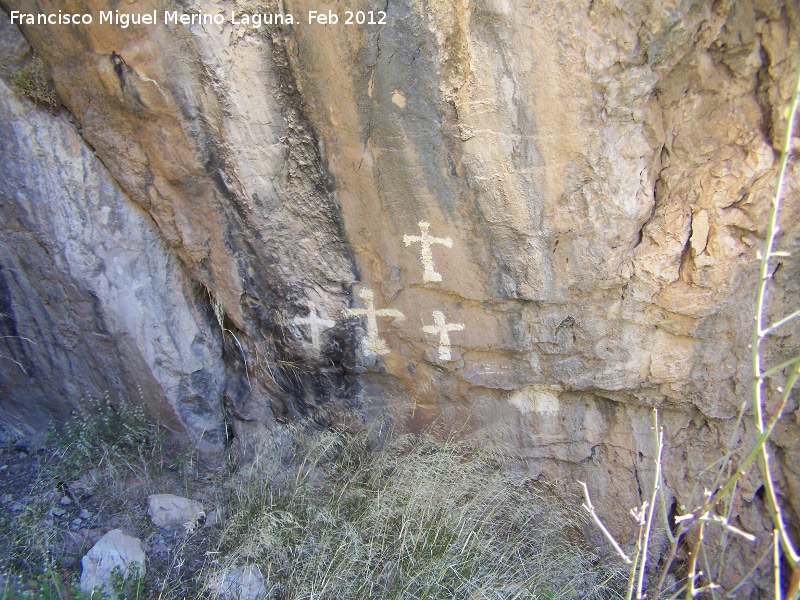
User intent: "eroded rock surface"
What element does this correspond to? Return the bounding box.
[0,57,227,463]
[0,1,798,593]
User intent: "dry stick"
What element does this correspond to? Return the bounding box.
[686,522,705,599]
[776,530,784,600]
[627,506,646,600]
[726,541,773,598]
[635,410,664,600]
[698,514,755,543]
[762,354,800,380]
[578,481,632,564]
[761,309,800,337]
[751,61,800,570]
[0,334,36,374]
[654,428,687,597]
[707,396,750,517]
[757,360,800,575]
[656,524,688,596]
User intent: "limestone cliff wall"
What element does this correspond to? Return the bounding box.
[0,0,798,591]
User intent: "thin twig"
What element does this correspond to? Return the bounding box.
[628,505,645,600]
[751,53,800,571]
[776,530,784,600]
[761,309,800,337]
[726,541,772,597]
[760,354,800,380]
[675,362,800,532]
[0,354,28,374]
[577,481,632,564]
[0,335,35,343]
[656,525,687,595]
[686,522,704,599]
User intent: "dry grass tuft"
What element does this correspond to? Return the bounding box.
[207,417,625,599]
[12,54,59,109]
[0,401,624,599]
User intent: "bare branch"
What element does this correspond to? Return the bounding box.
[577,480,632,564]
[761,309,800,337]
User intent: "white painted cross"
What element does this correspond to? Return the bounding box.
[344,289,405,355]
[293,301,335,352]
[422,311,464,361]
[403,221,453,282]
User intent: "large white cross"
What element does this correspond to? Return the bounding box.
[293,301,335,352]
[422,311,464,361]
[403,221,453,282]
[344,289,405,355]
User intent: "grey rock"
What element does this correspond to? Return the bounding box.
[207,564,267,600]
[147,494,204,530]
[0,69,227,467]
[80,529,145,600]
[14,431,48,454]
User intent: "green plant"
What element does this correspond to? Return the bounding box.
[51,392,151,480]
[11,54,59,109]
[0,392,167,599]
[0,463,92,600]
[108,564,145,600]
[0,566,97,599]
[580,65,800,599]
[208,417,625,599]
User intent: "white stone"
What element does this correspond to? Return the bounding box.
[207,564,267,600]
[147,494,204,530]
[80,529,145,600]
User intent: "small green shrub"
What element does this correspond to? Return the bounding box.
[0,393,159,599]
[51,392,152,480]
[0,566,96,599]
[11,54,59,108]
[108,564,146,600]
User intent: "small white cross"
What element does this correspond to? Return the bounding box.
[293,301,335,352]
[403,221,453,282]
[344,289,405,355]
[422,311,464,361]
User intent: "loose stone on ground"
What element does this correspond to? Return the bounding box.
[79,529,146,599]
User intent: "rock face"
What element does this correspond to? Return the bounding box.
[0,0,798,593]
[0,60,228,464]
